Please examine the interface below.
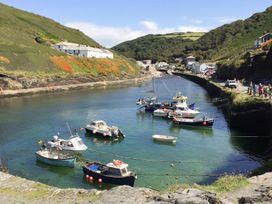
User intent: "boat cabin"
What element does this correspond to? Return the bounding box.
[91,120,107,127]
[106,161,131,177]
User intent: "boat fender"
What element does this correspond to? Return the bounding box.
[93,129,97,134]
[98,178,103,183]
[203,121,207,125]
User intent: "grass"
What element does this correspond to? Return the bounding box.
[0,3,139,79]
[158,32,205,41]
[162,175,249,195]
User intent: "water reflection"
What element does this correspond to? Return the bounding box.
[170,123,214,137]
[85,133,124,146]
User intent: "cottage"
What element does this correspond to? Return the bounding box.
[254,33,272,48]
[185,56,196,70]
[200,63,217,74]
[54,42,114,59]
[191,62,201,73]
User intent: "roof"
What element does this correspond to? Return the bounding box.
[55,41,113,54]
[93,120,107,125]
[187,56,195,59]
[257,33,272,39]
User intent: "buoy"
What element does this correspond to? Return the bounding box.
[203,121,207,125]
[98,178,103,183]
[85,175,90,180]
[89,176,93,181]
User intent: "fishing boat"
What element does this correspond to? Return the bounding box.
[48,134,87,152]
[82,160,136,186]
[85,120,125,139]
[35,148,75,167]
[48,123,88,152]
[168,94,199,118]
[153,108,172,117]
[152,134,177,143]
[173,115,214,127]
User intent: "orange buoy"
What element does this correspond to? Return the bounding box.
[89,176,93,181]
[98,178,103,183]
[85,175,89,180]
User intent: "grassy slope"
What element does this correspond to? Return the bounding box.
[112,32,204,61]
[0,3,139,77]
[193,7,272,66]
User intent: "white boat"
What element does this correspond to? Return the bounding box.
[152,134,177,143]
[85,120,125,139]
[48,134,88,152]
[169,94,200,118]
[153,108,171,117]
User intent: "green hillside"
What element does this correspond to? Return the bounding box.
[190,6,272,79]
[0,3,139,78]
[112,32,204,62]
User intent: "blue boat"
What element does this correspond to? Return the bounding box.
[35,148,75,168]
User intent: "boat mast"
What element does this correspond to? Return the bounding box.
[66,122,73,137]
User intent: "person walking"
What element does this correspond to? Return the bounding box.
[252,83,256,96]
[268,83,272,100]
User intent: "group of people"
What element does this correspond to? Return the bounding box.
[248,81,272,99]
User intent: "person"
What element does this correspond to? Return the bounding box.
[259,83,263,97]
[268,83,272,100]
[249,81,253,95]
[252,83,256,96]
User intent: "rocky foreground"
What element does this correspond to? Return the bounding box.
[1,172,272,204]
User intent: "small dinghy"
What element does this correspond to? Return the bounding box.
[35,148,75,168]
[83,160,136,186]
[152,134,177,143]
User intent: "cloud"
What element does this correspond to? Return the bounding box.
[217,17,239,24]
[140,21,158,33]
[191,19,203,24]
[66,21,210,48]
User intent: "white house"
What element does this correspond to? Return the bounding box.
[200,63,217,75]
[53,42,114,59]
[254,33,272,48]
[191,62,201,73]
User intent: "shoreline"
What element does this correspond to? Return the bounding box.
[172,71,272,134]
[0,75,152,98]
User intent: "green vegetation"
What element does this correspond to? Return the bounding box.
[202,175,249,194]
[113,7,272,80]
[112,32,205,62]
[0,3,139,78]
[162,175,249,195]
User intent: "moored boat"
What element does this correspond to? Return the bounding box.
[48,134,87,152]
[35,148,75,167]
[85,120,125,139]
[83,160,136,186]
[152,134,177,143]
[173,115,214,127]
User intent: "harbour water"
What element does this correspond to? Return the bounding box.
[0,75,268,190]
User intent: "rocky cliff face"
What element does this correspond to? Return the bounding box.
[1,171,272,204]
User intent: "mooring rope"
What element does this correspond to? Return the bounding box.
[86,148,256,164]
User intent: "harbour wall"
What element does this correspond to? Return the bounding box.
[173,72,272,135]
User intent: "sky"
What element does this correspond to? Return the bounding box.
[1,0,272,47]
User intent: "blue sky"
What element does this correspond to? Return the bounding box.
[1,0,272,47]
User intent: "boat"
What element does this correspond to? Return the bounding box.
[48,134,87,152]
[168,94,200,118]
[35,148,75,167]
[153,108,172,117]
[173,115,214,127]
[85,120,125,139]
[82,160,136,186]
[152,134,177,143]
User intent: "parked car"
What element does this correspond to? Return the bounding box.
[225,80,237,88]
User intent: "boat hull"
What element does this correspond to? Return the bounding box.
[173,118,214,127]
[35,153,75,168]
[152,135,177,143]
[85,128,124,139]
[83,162,136,187]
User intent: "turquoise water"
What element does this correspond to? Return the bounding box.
[0,76,266,190]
